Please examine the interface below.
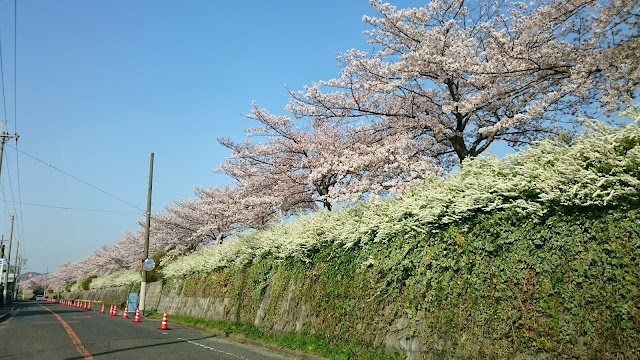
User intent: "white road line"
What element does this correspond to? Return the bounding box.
[178,337,248,360]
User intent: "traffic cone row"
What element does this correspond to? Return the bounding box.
[58,299,93,310]
[57,298,170,330]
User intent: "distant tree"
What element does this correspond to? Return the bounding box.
[288,0,639,170]
[21,274,48,292]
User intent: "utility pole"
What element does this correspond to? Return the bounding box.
[139,152,154,313]
[3,215,14,304]
[0,123,19,180]
[13,241,19,300]
[0,124,19,305]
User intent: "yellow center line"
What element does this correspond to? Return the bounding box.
[39,303,95,360]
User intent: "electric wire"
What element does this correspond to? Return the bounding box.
[3,138,19,217]
[0,22,6,121]
[0,198,143,214]
[13,0,16,134]
[13,0,26,265]
[0,9,15,241]
[0,0,24,273]
[7,144,145,212]
[0,182,11,220]
[2,139,23,273]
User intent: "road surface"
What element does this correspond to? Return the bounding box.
[0,301,298,360]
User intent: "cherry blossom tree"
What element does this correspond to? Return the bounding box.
[146,185,258,262]
[218,105,325,210]
[190,185,248,241]
[100,231,146,272]
[288,0,639,169]
[218,103,440,208]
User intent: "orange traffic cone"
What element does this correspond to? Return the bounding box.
[133,307,141,323]
[87,302,91,311]
[100,303,105,314]
[122,304,129,319]
[158,310,170,330]
[113,305,118,317]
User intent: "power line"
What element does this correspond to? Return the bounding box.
[0,198,143,215]
[12,0,25,257]
[13,0,24,261]
[3,134,19,216]
[0,17,7,121]
[7,144,146,212]
[0,182,11,218]
[14,0,17,134]
[14,143,24,258]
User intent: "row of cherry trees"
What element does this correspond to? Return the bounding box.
[32,0,638,290]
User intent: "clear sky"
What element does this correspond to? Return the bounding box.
[0,0,424,274]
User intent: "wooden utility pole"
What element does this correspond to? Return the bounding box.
[0,124,19,178]
[139,152,154,313]
[13,240,19,299]
[0,124,19,305]
[3,215,14,304]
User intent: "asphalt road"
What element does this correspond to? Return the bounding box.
[0,301,298,360]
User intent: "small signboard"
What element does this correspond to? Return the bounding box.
[127,291,139,313]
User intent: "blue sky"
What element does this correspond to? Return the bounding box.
[0,0,423,274]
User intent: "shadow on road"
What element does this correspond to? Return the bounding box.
[62,335,219,360]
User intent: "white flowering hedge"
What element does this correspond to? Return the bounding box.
[89,269,140,289]
[162,113,640,278]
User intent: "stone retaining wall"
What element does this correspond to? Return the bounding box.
[62,280,420,359]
